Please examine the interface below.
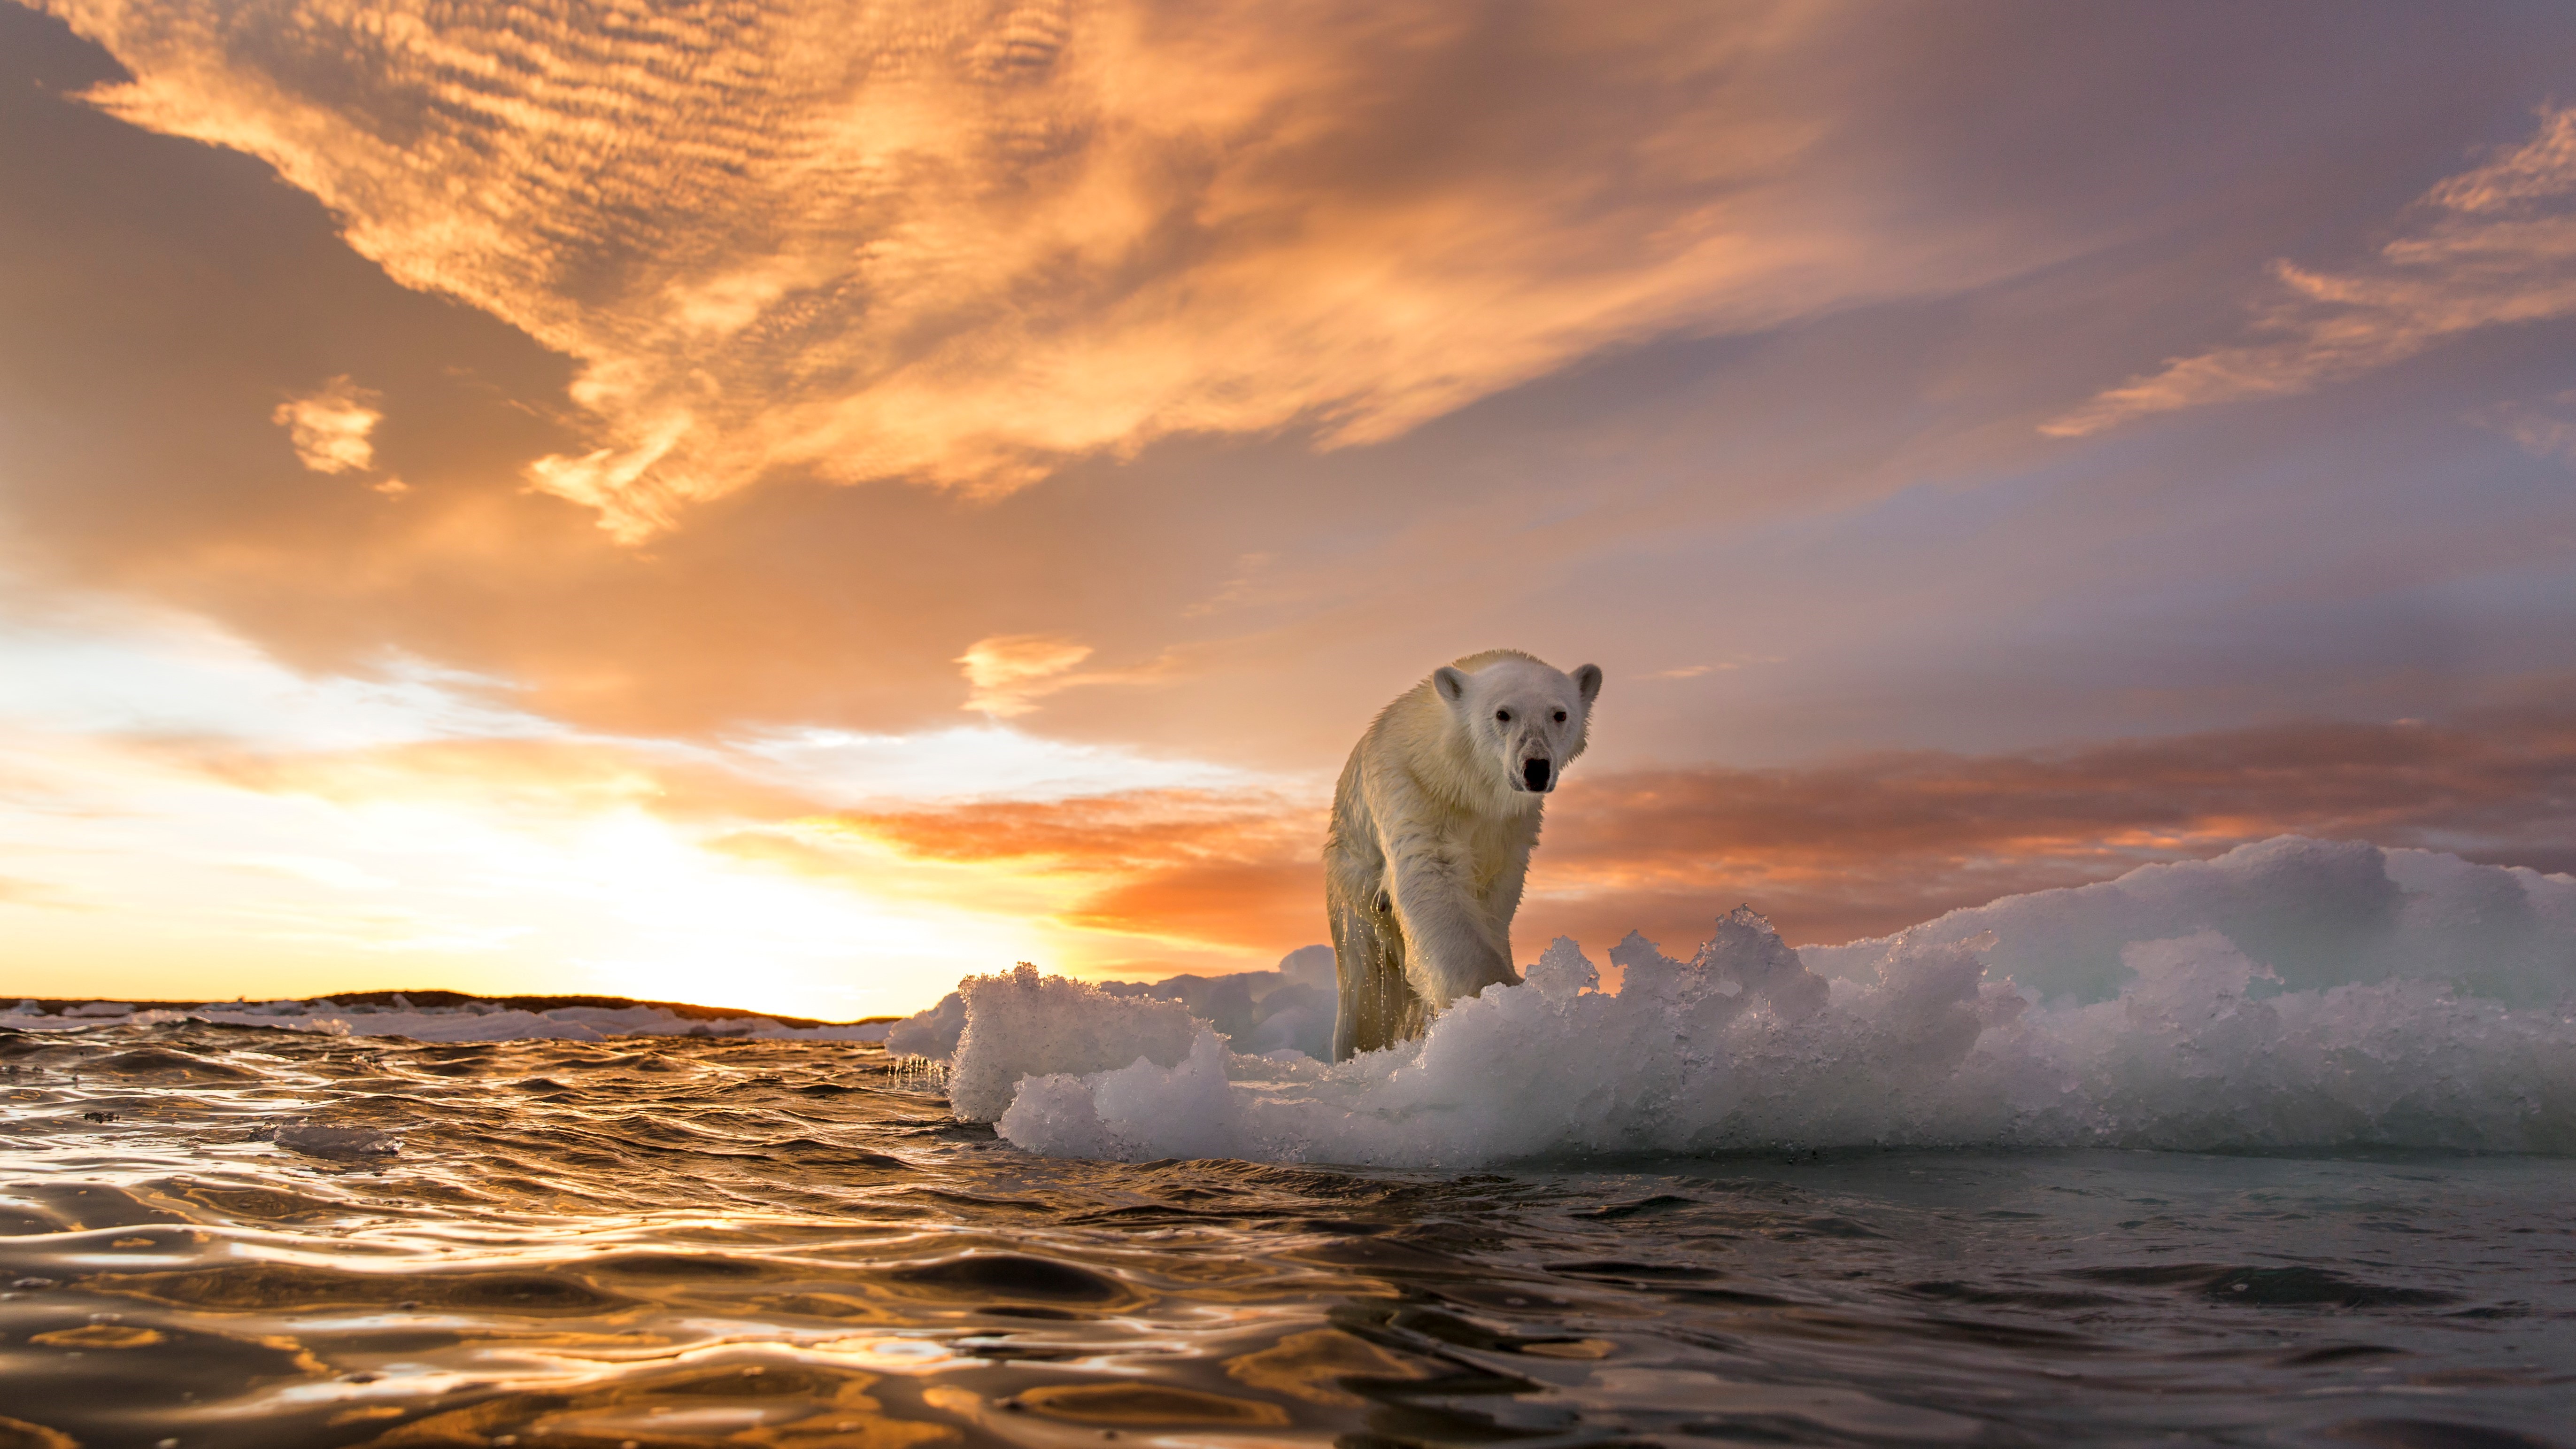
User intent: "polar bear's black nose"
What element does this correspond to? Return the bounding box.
[1523,758,1552,791]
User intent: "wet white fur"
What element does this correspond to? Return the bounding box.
[1324,650,1603,1060]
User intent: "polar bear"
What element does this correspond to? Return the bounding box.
[1323,650,1603,1059]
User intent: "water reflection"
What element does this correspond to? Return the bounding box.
[0,1020,2570,1447]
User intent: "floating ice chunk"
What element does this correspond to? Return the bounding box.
[1525,936,1598,1000]
[1001,1028,1242,1159]
[1608,929,1691,1001]
[965,852,2576,1165]
[885,992,966,1058]
[948,963,1202,1122]
[1696,905,1832,1020]
[1238,991,1332,1059]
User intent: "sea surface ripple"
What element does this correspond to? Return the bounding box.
[2,1019,2571,1449]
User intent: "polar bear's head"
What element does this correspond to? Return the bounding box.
[1432,652,1604,798]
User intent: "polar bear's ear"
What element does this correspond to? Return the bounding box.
[1573,664,1603,705]
[1433,666,1471,706]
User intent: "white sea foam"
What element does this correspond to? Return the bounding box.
[962,838,2576,1165]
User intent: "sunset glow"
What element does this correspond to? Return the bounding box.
[5,1,2573,1017]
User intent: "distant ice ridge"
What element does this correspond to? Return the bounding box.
[960,838,2576,1165]
[1801,837,2576,1006]
[884,944,1337,1062]
[0,996,884,1045]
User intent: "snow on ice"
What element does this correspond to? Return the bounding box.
[942,837,2576,1165]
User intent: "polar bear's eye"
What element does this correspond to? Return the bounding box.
[1552,710,1567,723]
[1495,710,1512,723]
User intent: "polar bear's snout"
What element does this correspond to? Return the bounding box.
[1522,757,1553,792]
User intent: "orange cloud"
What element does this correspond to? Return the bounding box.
[2045,104,2576,436]
[41,0,2059,539]
[811,789,1328,956]
[953,634,1183,718]
[783,706,2576,968]
[1528,708,2576,949]
[270,374,382,475]
[123,728,1321,976]
[956,635,1094,718]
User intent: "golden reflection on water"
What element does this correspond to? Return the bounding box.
[352,1364,957,1449]
[2,1019,2574,1447]
[0,1023,1438,1447]
[1223,1328,1438,1407]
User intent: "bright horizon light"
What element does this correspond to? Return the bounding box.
[0,590,1320,1017]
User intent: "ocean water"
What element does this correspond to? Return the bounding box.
[2,1022,2571,1449]
[7,837,2574,1447]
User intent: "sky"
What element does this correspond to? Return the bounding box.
[3,0,2573,1020]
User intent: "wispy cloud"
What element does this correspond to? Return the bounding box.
[270,374,381,474]
[956,635,1095,719]
[1181,553,1277,620]
[955,634,1177,718]
[2480,388,2576,465]
[43,0,2055,540]
[2044,105,2576,438]
[1639,652,1779,681]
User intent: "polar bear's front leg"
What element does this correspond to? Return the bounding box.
[1328,887,1423,1059]
[1387,851,1517,1009]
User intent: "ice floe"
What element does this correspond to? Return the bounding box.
[957,838,2576,1165]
